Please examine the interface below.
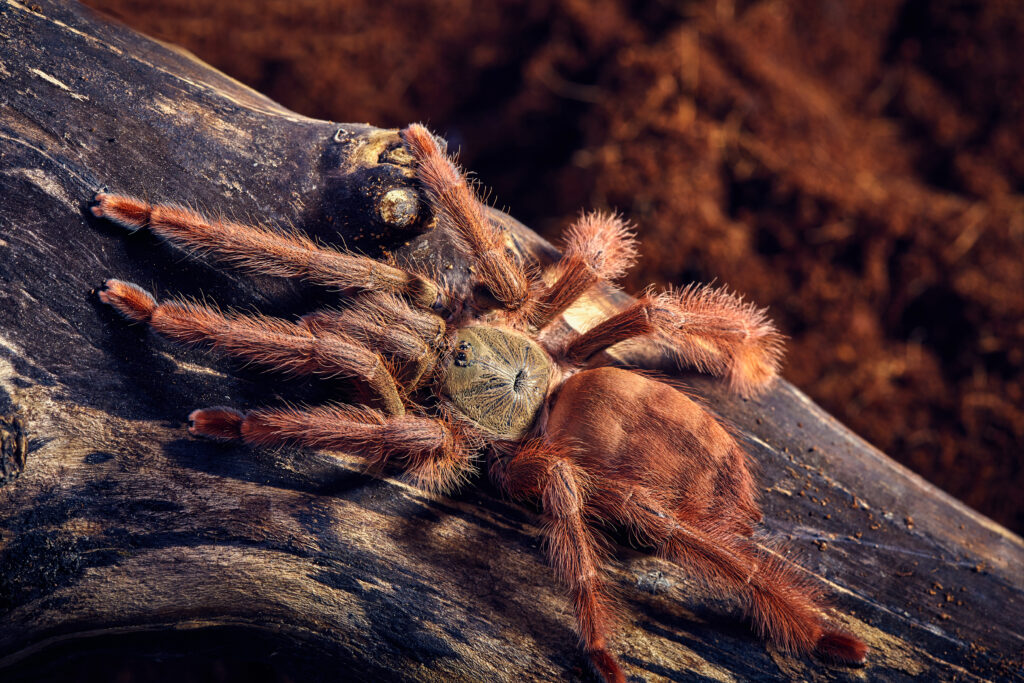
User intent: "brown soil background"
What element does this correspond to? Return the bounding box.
[83,0,1024,534]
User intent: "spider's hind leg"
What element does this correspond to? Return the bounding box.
[615,486,867,664]
[527,212,638,330]
[494,441,625,683]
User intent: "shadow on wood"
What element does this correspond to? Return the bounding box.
[0,1,1021,681]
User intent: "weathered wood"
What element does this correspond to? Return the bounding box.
[0,1,1021,681]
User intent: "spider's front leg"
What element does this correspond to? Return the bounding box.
[189,404,471,493]
[402,124,533,314]
[99,279,406,415]
[92,193,445,311]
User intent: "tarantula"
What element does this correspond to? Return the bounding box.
[91,123,867,681]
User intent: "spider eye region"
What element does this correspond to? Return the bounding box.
[442,327,552,439]
[454,340,473,366]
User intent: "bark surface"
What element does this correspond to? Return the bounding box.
[0,2,1021,681]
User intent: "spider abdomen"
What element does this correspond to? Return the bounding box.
[441,326,552,440]
[546,367,761,531]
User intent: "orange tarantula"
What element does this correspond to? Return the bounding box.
[91,123,866,681]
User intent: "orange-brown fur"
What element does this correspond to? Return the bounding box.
[547,368,761,531]
[561,288,784,398]
[528,212,637,329]
[402,124,530,312]
[546,368,832,655]
[93,193,441,310]
[100,279,405,415]
[94,123,866,682]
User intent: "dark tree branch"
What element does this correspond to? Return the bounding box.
[0,2,1021,681]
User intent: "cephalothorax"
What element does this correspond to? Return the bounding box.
[92,123,866,681]
[443,327,552,439]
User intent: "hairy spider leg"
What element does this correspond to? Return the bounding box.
[300,292,447,390]
[540,458,624,683]
[99,279,405,415]
[614,487,867,664]
[527,212,638,330]
[189,404,471,492]
[401,124,532,313]
[92,193,444,311]
[491,442,624,683]
[561,285,784,397]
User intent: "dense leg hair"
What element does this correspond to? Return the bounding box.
[493,442,624,683]
[401,124,532,313]
[99,279,405,415]
[302,292,447,389]
[609,486,866,664]
[561,285,784,397]
[92,193,444,311]
[189,404,470,492]
[528,212,638,330]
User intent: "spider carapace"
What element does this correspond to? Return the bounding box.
[92,123,867,681]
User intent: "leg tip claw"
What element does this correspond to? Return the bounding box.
[97,279,157,323]
[89,192,149,230]
[816,630,868,666]
[189,408,245,441]
[90,192,108,217]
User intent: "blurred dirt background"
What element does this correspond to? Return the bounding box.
[82,0,1024,534]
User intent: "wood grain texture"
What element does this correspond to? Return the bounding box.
[0,1,1021,681]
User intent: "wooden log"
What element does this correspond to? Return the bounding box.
[0,1,1021,681]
